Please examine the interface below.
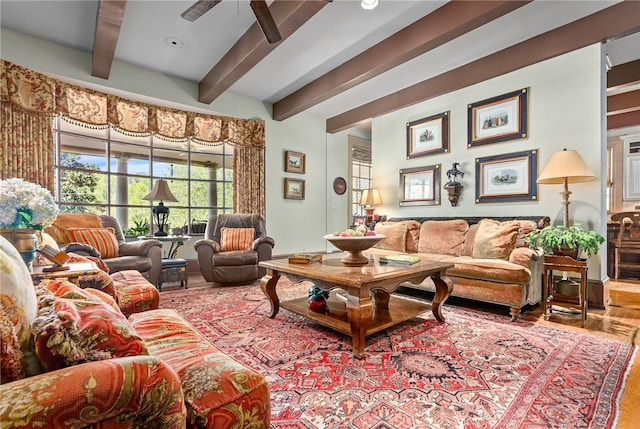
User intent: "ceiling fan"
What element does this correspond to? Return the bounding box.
[181,0,282,44]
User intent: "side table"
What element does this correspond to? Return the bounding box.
[138,235,191,259]
[542,255,588,327]
[158,258,188,291]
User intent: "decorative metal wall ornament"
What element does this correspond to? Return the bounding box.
[444,162,464,207]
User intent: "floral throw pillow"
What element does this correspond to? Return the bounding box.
[220,227,255,251]
[32,283,148,371]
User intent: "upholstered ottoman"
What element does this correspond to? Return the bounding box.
[111,270,160,317]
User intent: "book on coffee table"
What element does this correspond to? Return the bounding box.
[288,254,323,264]
[379,254,421,265]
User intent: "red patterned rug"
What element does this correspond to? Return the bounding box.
[159,281,638,429]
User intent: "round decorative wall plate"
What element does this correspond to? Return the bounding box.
[333,177,347,195]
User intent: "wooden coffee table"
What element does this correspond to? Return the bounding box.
[259,255,453,358]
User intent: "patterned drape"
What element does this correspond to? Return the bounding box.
[0,60,266,213]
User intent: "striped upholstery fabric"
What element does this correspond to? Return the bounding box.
[220,227,255,251]
[66,228,119,259]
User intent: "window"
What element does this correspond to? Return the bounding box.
[52,117,234,235]
[348,136,372,222]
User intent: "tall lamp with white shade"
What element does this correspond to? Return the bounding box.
[142,179,179,236]
[360,188,383,224]
[537,149,596,228]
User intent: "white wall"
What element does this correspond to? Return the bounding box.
[372,44,607,279]
[1,27,330,256]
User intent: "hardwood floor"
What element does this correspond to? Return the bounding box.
[170,274,640,346]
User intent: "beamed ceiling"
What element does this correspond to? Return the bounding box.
[1,0,639,134]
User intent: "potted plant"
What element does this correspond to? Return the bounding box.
[525,224,605,259]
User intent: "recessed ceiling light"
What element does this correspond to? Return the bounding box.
[361,0,378,10]
[165,37,184,48]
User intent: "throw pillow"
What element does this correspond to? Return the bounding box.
[418,220,469,256]
[0,298,25,383]
[0,236,38,352]
[32,283,148,372]
[66,227,119,259]
[373,222,409,252]
[472,219,521,260]
[220,227,255,251]
[46,213,102,244]
[461,223,479,256]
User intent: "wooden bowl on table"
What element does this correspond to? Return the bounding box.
[324,234,385,265]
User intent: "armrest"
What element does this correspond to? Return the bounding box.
[252,236,275,251]
[119,239,162,257]
[0,356,186,428]
[194,238,222,254]
[509,247,540,268]
[61,242,101,258]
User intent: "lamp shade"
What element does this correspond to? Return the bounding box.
[360,188,383,206]
[537,149,596,184]
[142,179,179,202]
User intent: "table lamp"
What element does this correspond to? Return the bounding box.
[142,179,179,236]
[537,149,596,228]
[360,188,383,223]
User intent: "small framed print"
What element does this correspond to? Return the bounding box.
[399,164,441,206]
[284,151,306,174]
[406,111,450,159]
[284,178,305,200]
[468,88,528,147]
[475,149,538,203]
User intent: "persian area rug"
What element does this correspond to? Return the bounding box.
[159,281,639,429]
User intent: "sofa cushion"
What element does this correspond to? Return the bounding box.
[439,255,531,284]
[67,227,119,259]
[472,219,520,260]
[418,219,469,256]
[220,227,255,251]
[129,308,271,427]
[374,222,408,252]
[461,223,479,256]
[32,281,148,371]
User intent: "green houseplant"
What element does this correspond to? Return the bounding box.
[525,224,605,259]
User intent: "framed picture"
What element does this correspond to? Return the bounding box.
[475,149,538,203]
[406,111,449,159]
[284,151,306,174]
[352,215,367,226]
[284,178,305,200]
[399,164,441,206]
[468,88,528,147]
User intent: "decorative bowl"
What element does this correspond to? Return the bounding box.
[324,234,385,265]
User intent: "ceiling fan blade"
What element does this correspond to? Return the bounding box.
[250,0,282,44]
[181,0,222,22]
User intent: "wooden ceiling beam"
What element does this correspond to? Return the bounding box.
[92,0,127,79]
[273,1,531,121]
[198,0,329,104]
[608,89,640,116]
[607,59,640,90]
[327,1,640,133]
[608,110,640,130]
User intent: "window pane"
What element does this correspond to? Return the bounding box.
[109,175,151,206]
[152,148,185,178]
[110,142,150,176]
[60,170,107,204]
[163,179,188,206]
[167,208,188,233]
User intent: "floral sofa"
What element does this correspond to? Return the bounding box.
[367,216,550,320]
[0,235,271,428]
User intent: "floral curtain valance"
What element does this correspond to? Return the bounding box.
[0,60,265,147]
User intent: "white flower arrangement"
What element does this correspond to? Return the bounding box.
[0,178,59,230]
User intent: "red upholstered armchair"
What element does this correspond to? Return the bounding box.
[195,214,275,284]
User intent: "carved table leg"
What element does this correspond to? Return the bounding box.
[260,270,281,318]
[431,272,453,322]
[346,289,372,359]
